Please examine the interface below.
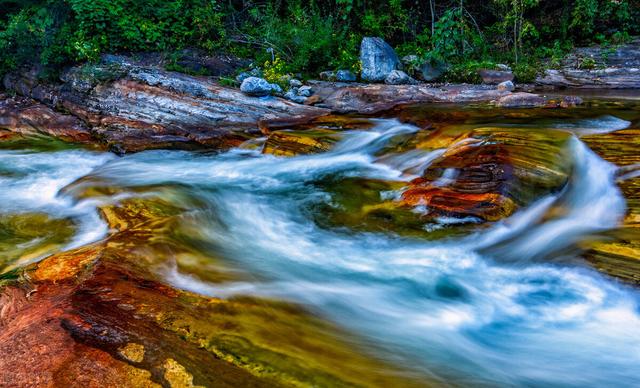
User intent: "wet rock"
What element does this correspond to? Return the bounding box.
[582,127,640,284]
[401,128,572,221]
[262,129,341,156]
[240,77,281,96]
[335,70,357,82]
[360,37,400,82]
[384,70,417,85]
[118,342,145,363]
[495,92,546,108]
[0,95,93,143]
[289,78,303,88]
[497,80,515,92]
[478,69,514,84]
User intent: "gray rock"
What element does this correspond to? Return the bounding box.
[360,37,400,82]
[284,90,307,104]
[384,70,417,85]
[497,80,515,92]
[496,64,512,72]
[298,85,314,97]
[240,77,281,96]
[289,79,303,88]
[335,70,357,82]
[319,71,337,81]
[478,69,514,84]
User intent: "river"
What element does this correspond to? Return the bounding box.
[1,100,639,386]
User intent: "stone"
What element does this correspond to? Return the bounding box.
[496,64,512,71]
[2,65,329,153]
[401,127,572,221]
[497,80,515,92]
[335,70,357,82]
[0,95,93,143]
[360,37,401,82]
[119,343,145,363]
[495,92,546,108]
[284,90,307,104]
[240,77,281,96]
[319,71,337,81]
[289,78,303,88]
[235,72,251,82]
[306,83,509,114]
[384,70,417,85]
[262,129,341,156]
[478,69,514,84]
[297,85,314,97]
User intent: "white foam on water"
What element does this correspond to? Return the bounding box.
[0,149,115,253]
[110,119,637,386]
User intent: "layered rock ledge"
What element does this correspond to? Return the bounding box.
[0,60,545,154]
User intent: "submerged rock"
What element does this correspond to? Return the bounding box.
[0,194,425,387]
[495,92,547,108]
[262,129,341,156]
[401,128,572,221]
[582,127,640,284]
[360,37,400,82]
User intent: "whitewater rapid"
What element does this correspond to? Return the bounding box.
[2,116,639,386]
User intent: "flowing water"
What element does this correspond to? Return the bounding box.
[1,102,640,386]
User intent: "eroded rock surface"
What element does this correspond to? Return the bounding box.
[0,95,93,143]
[401,128,572,221]
[3,64,329,153]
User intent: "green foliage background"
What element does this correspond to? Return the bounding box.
[0,0,638,82]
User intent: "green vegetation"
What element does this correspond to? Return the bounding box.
[0,0,638,82]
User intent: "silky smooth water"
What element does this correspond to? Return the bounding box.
[1,109,639,386]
